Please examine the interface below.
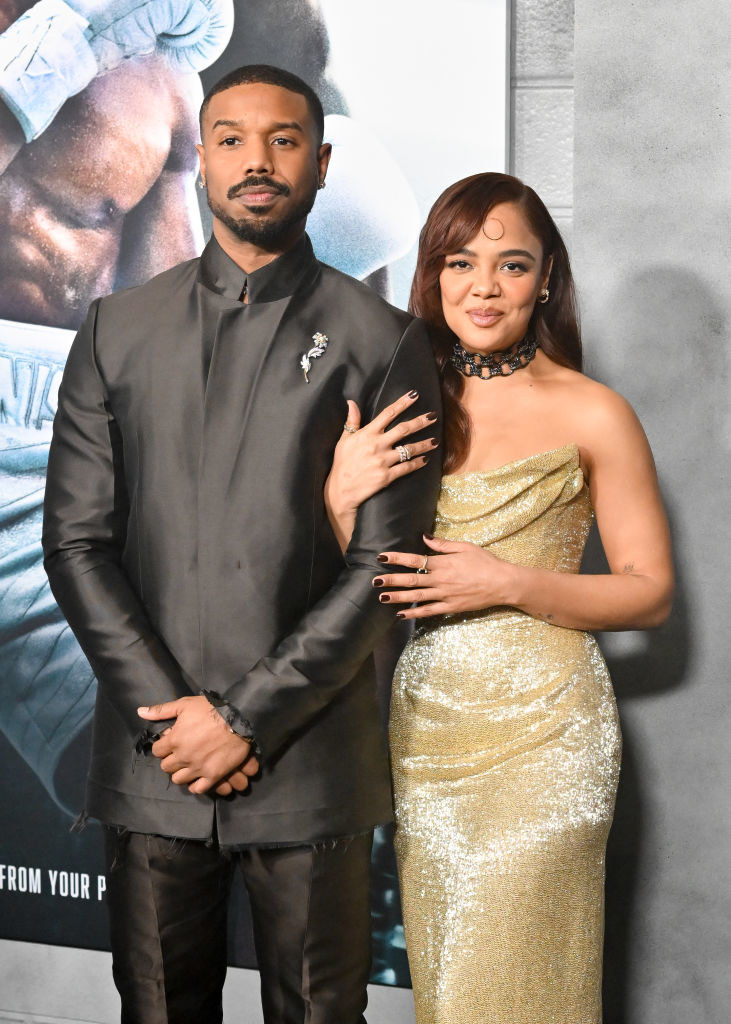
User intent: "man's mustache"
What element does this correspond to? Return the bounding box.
[227,176,290,200]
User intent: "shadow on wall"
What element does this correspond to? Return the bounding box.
[583,506,690,1024]
[580,263,727,1022]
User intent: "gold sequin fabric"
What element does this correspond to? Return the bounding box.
[389,445,621,1024]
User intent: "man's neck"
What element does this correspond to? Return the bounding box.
[212,221,306,275]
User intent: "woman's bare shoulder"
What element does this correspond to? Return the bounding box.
[541,360,640,430]
[538,360,651,472]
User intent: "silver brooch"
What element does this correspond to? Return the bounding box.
[300,332,329,382]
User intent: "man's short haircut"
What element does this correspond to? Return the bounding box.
[199,64,325,144]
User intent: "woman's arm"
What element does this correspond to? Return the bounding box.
[324,391,439,552]
[375,392,673,631]
[514,392,673,629]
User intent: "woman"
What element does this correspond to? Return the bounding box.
[325,173,673,1023]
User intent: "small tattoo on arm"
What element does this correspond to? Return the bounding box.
[622,562,634,573]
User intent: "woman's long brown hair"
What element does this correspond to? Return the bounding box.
[409,173,581,472]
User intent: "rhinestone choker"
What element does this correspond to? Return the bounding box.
[450,334,538,380]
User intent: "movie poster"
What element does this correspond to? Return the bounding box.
[0,0,507,986]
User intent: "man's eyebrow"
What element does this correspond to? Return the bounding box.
[270,121,305,133]
[209,119,305,133]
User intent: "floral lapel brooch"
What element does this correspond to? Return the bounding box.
[300,332,328,382]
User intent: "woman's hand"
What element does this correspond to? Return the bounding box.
[370,385,673,632]
[373,534,517,619]
[324,391,438,552]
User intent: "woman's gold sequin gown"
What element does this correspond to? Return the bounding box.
[390,445,621,1024]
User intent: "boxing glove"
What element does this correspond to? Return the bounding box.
[308,114,421,281]
[69,0,233,75]
[0,0,232,141]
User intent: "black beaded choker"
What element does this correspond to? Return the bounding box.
[450,334,538,380]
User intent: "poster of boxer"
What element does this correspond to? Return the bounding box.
[0,0,508,985]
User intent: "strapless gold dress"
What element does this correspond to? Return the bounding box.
[390,445,621,1024]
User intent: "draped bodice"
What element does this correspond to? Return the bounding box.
[434,443,591,574]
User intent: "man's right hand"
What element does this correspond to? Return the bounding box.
[212,764,257,798]
[139,696,260,795]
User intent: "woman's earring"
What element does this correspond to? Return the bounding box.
[318,180,326,190]
[198,177,206,190]
[538,287,550,304]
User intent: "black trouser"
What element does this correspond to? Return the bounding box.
[103,828,373,1024]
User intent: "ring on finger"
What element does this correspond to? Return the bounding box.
[416,554,429,574]
[396,444,411,463]
[343,423,358,434]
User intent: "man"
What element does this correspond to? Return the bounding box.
[42,64,441,1022]
[0,0,419,816]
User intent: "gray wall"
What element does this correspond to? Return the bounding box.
[2,0,729,1021]
[573,1,730,1021]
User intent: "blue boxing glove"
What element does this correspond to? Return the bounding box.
[307,115,421,281]
[0,0,97,141]
[0,0,232,142]
[70,0,233,75]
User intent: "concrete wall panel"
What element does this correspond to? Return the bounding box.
[512,86,574,207]
[574,2,730,1021]
[513,0,574,79]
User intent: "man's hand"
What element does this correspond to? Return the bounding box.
[138,695,259,795]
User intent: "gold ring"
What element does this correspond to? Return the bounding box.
[416,554,429,574]
[342,423,358,434]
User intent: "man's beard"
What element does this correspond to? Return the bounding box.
[207,176,317,249]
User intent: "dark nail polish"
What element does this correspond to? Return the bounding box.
[426,411,438,421]
[372,578,384,587]
[379,593,391,603]
[430,437,439,447]
[396,612,406,619]
[377,554,389,563]
[424,533,434,540]
[421,456,430,465]
[408,389,419,399]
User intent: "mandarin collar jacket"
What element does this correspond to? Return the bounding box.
[199,231,315,302]
[43,234,443,846]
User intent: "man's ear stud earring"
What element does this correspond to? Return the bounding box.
[318,180,326,190]
[198,178,207,190]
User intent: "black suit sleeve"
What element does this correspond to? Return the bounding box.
[42,301,192,736]
[221,317,443,758]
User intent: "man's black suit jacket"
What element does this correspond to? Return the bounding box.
[42,235,443,846]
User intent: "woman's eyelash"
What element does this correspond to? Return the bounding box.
[444,260,530,272]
